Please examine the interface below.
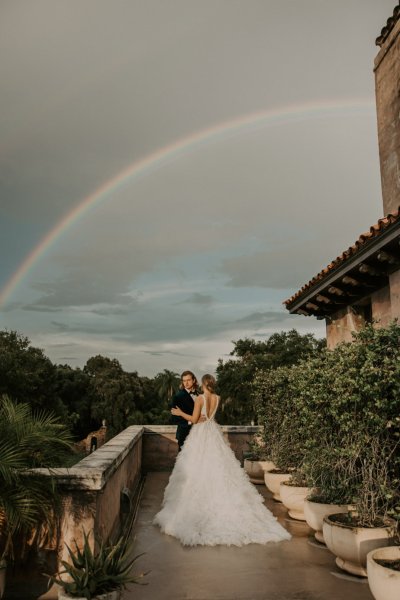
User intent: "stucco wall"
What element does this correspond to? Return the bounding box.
[374,19,400,215]
[142,425,261,471]
[371,285,392,327]
[390,270,400,320]
[326,307,364,349]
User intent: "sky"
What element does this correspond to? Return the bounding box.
[0,0,395,377]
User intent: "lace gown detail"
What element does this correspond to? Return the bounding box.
[153,395,291,546]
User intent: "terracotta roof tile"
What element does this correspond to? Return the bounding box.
[376,2,400,46]
[284,207,400,308]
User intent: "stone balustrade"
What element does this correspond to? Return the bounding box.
[38,424,261,598]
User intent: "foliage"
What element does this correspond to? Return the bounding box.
[0,395,74,563]
[254,322,400,526]
[217,330,325,425]
[153,370,180,404]
[243,434,266,460]
[49,529,147,599]
[253,365,307,473]
[0,330,66,417]
[84,356,145,437]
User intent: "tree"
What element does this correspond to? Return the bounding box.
[0,395,74,565]
[0,330,65,417]
[153,370,180,403]
[217,329,325,425]
[84,356,145,437]
[54,365,93,439]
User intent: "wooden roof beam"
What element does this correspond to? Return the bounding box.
[328,285,346,296]
[342,275,361,286]
[359,263,384,276]
[305,302,320,311]
[316,294,332,304]
[377,250,399,265]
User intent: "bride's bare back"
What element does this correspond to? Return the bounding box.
[202,392,219,419]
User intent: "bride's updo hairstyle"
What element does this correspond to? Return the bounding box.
[202,374,216,393]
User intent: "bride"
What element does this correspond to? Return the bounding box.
[153,374,291,546]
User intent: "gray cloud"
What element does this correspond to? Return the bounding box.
[0,0,394,376]
[236,311,293,326]
[177,293,215,306]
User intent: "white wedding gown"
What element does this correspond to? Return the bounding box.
[153,395,291,546]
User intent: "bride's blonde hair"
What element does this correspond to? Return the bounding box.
[202,374,216,393]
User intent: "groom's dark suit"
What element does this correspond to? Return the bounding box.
[170,388,195,451]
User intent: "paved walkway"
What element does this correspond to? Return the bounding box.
[124,472,374,600]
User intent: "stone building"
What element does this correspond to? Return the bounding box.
[284,3,400,348]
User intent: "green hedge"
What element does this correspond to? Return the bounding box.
[253,322,400,526]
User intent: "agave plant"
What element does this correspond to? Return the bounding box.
[0,395,74,565]
[49,529,147,599]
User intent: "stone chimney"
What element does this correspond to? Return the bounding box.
[374,3,400,215]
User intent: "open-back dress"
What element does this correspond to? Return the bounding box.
[153,394,291,546]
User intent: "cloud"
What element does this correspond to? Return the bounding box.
[177,293,215,306]
[236,311,293,326]
[23,305,63,313]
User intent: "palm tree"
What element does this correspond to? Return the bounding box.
[0,395,74,567]
[153,370,180,405]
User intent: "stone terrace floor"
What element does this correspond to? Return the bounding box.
[124,472,374,600]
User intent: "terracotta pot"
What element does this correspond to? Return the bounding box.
[280,483,312,521]
[303,498,352,544]
[244,459,265,484]
[263,470,290,501]
[322,513,395,577]
[367,545,400,600]
[59,591,121,600]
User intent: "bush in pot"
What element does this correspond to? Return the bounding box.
[253,322,400,553]
[367,545,400,600]
[308,324,400,574]
[253,365,310,501]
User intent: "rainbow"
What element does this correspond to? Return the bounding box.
[0,98,375,307]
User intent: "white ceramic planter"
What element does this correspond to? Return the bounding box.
[263,470,290,501]
[323,513,394,577]
[59,591,121,600]
[280,483,312,521]
[303,498,352,544]
[260,460,276,473]
[244,459,266,484]
[367,545,400,600]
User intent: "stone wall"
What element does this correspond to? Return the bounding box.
[374,19,400,215]
[38,423,260,598]
[142,425,261,471]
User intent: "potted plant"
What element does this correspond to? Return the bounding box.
[279,470,314,522]
[367,545,400,600]
[0,396,74,598]
[49,529,147,599]
[243,436,275,484]
[302,442,356,544]
[253,366,311,503]
[322,436,397,577]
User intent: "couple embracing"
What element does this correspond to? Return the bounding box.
[153,369,291,547]
[169,370,202,451]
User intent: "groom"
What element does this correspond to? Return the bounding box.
[170,370,199,451]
